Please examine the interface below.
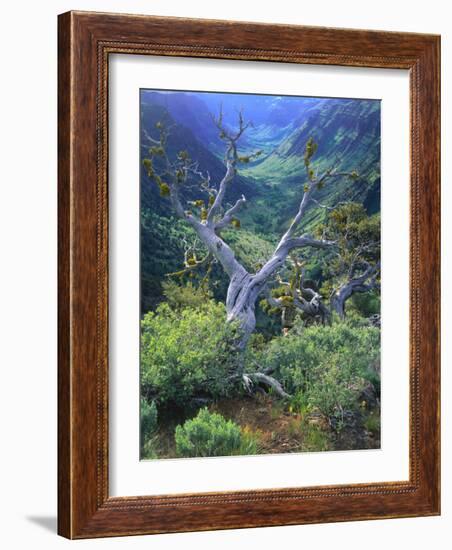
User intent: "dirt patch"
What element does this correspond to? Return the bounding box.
[333,408,381,451]
[214,396,381,454]
[153,395,380,459]
[210,394,306,454]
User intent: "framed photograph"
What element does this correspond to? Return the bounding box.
[58,11,440,539]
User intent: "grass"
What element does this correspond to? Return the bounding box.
[363,411,381,435]
[143,394,380,459]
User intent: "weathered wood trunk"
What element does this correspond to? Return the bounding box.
[331,262,381,319]
[225,272,257,350]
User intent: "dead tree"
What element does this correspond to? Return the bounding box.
[142,111,364,391]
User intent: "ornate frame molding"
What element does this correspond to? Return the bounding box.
[58,11,440,538]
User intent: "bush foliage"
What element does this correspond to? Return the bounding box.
[140,398,158,459]
[175,408,260,457]
[251,321,380,424]
[162,280,213,311]
[141,300,240,407]
[140,398,158,441]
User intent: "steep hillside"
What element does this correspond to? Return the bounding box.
[140,100,263,217]
[140,99,273,311]
[140,91,380,310]
[141,92,380,230]
[241,99,380,231]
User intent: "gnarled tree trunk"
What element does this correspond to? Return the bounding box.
[331,262,380,319]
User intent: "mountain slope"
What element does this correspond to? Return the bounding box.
[140,100,264,217]
[241,99,380,230]
[139,91,381,310]
[141,91,380,229]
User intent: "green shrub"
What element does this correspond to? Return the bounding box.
[306,360,363,423]
[140,398,158,458]
[140,398,158,441]
[301,423,332,452]
[141,437,159,460]
[141,301,239,407]
[239,427,262,456]
[285,406,332,452]
[252,322,380,426]
[162,280,213,311]
[350,291,381,317]
[288,391,311,415]
[364,411,381,435]
[175,408,260,457]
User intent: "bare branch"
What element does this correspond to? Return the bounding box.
[206,161,236,223]
[311,198,354,211]
[280,183,315,242]
[249,137,359,300]
[263,281,330,324]
[252,234,335,290]
[285,235,336,251]
[206,108,252,225]
[166,251,213,278]
[215,195,247,231]
[243,372,291,399]
[331,261,381,319]
[142,128,160,146]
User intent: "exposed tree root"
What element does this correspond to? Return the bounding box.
[243,372,291,399]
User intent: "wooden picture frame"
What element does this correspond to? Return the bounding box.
[58,10,440,539]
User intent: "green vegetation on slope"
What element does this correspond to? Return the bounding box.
[138,92,382,459]
[140,294,381,458]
